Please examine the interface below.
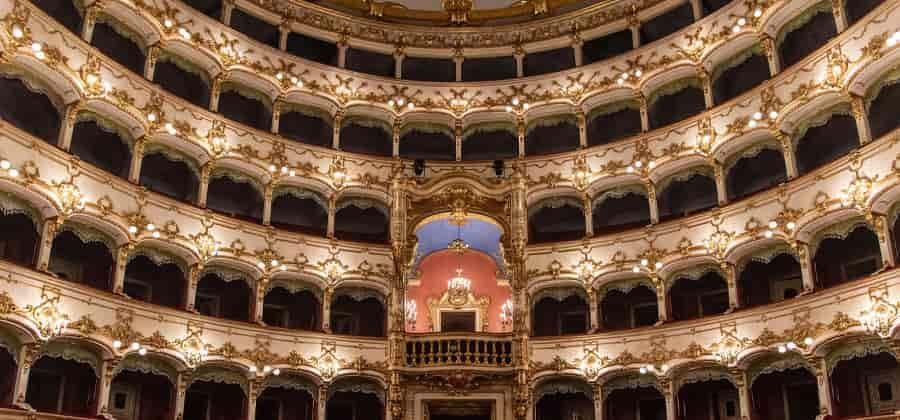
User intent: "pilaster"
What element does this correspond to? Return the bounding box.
[173,371,189,420]
[322,287,333,332]
[699,67,714,109]
[689,0,703,21]
[112,244,131,295]
[96,357,119,417]
[209,74,226,112]
[278,21,290,51]
[851,94,872,144]
[327,195,336,238]
[11,343,39,410]
[253,275,268,324]
[36,216,59,272]
[516,117,526,158]
[583,194,594,237]
[81,3,101,43]
[714,162,728,205]
[271,100,282,135]
[646,181,659,224]
[453,51,464,82]
[332,110,343,150]
[58,102,80,151]
[576,110,588,148]
[394,46,405,79]
[655,275,669,323]
[775,131,798,179]
[723,262,740,310]
[808,355,834,416]
[874,213,896,268]
[638,93,650,132]
[759,34,780,76]
[831,0,847,32]
[337,38,348,69]
[514,46,525,78]
[221,0,235,26]
[198,163,213,208]
[129,137,145,183]
[185,264,200,312]
[144,44,160,80]
[797,242,816,293]
[393,120,402,158]
[262,182,274,226]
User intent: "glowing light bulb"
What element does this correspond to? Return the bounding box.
[128,225,138,234]
[753,8,762,18]
[138,347,147,356]
[31,42,42,52]
[164,19,174,28]
[11,25,23,39]
[804,337,813,346]
[178,28,191,39]
[786,221,796,230]
[737,18,746,26]
[768,221,778,229]
[131,342,141,350]
[0,160,10,170]
[640,259,649,266]
[112,340,122,349]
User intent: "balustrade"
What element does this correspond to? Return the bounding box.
[404,334,514,368]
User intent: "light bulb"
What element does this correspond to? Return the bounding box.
[768,221,778,229]
[753,112,763,120]
[128,225,138,234]
[112,340,122,349]
[146,223,155,231]
[31,42,42,52]
[131,342,141,350]
[787,342,797,350]
[641,259,649,266]
[753,8,762,18]
[786,221,796,230]
[804,337,813,346]
[768,111,778,119]
[138,347,147,356]
[655,261,662,269]
[164,19,174,28]
[737,18,746,26]
[11,25,23,39]
[0,160,10,170]
[778,345,787,353]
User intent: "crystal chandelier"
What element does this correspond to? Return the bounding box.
[448,269,471,292]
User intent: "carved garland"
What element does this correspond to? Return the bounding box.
[156,52,211,86]
[525,114,577,135]
[461,121,517,141]
[586,99,640,125]
[399,122,455,140]
[199,265,252,286]
[0,66,65,113]
[736,243,799,274]
[333,287,386,305]
[722,139,783,175]
[596,277,656,300]
[220,82,274,110]
[532,286,587,304]
[340,115,393,135]
[775,0,834,48]
[336,197,390,218]
[674,367,737,392]
[864,65,900,108]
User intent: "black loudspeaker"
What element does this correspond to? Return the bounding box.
[493,160,505,177]
[413,159,426,177]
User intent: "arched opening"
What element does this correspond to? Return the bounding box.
[69,117,132,178]
[30,0,82,34]
[750,367,819,420]
[26,355,97,416]
[846,0,884,25]
[326,378,384,420]
[677,378,740,420]
[217,85,272,132]
[648,80,706,129]
[0,345,15,406]
[90,19,146,75]
[403,56,456,82]
[831,350,900,417]
[668,271,729,321]
[726,147,788,201]
[531,291,589,337]
[279,109,334,149]
[286,33,338,67]
[778,6,837,70]
[605,385,665,420]
[399,128,455,161]
[0,76,61,145]
[206,174,264,224]
[181,0,223,20]
[524,47,575,76]
[592,190,651,235]
[185,379,247,420]
[333,198,390,243]
[794,111,859,176]
[195,273,251,322]
[229,8,279,49]
[738,252,802,308]
[123,254,186,310]
[257,381,316,420]
[339,120,393,157]
[109,367,174,420]
[345,48,394,78]
[813,224,882,289]
[461,127,518,161]
[48,229,114,291]
[462,56,517,82]
[528,198,585,244]
[867,76,900,141]
[525,118,579,156]
[657,172,718,222]
[270,190,328,236]
[330,291,386,337]
[583,29,633,65]
[138,151,200,204]
[152,56,210,108]
[639,2,695,45]
[712,49,771,105]
[535,379,594,420]
[0,212,39,268]
[600,285,658,331]
[587,103,642,146]
[263,286,321,331]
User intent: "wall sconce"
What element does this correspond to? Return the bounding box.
[500,298,513,328]
[405,300,417,330]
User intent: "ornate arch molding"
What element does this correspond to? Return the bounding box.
[710,44,765,84]
[722,138,783,174]
[95,12,148,53]
[399,121,454,139]
[333,287,386,305]
[601,373,661,399]
[114,354,178,384]
[646,77,702,107]
[335,196,389,217]
[673,367,737,392]
[189,366,249,395]
[791,103,853,149]
[655,165,715,195]
[74,109,135,148]
[156,52,211,87]
[775,0,833,48]
[0,190,43,229]
[261,373,317,397]
[273,186,328,211]
[592,184,647,209]
[864,65,900,108]
[199,265,252,287]
[57,219,116,252]
[0,63,67,113]
[533,378,592,401]
[406,183,511,235]
[532,286,588,304]
[36,340,102,374]
[0,328,22,363]
[461,121,516,141]
[127,246,189,275]
[328,377,385,403]
[279,102,333,124]
[586,99,640,124]
[746,353,812,387]
[597,277,656,300]
[809,217,874,256]
[525,114,577,135]
[142,142,202,178]
[220,81,274,110]
[210,166,266,196]
[267,277,323,302]
[736,243,799,274]
[888,201,900,230]
[528,196,583,219]
[340,115,392,135]
[825,338,897,376]
[665,264,723,291]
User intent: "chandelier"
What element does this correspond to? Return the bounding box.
[446,223,472,305]
[448,269,471,292]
